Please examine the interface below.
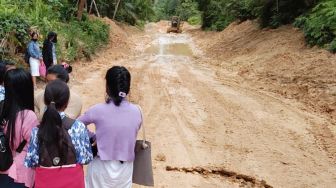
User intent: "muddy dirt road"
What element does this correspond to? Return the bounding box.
[70,22,336,187]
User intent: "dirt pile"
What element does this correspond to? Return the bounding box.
[190,20,336,121]
[71,17,139,85]
[101,17,133,55]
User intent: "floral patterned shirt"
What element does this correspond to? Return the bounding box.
[24,112,93,167]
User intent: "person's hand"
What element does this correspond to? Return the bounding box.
[92,141,97,147]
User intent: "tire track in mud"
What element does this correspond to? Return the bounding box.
[166,166,273,188]
[130,58,201,164]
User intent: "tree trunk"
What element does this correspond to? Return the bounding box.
[77,0,86,20]
[113,0,122,20]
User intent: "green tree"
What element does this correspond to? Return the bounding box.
[154,0,202,24]
[97,0,155,26]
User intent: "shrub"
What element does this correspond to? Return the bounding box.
[176,0,201,22]
[0,11,30,57]
[56,17,110,61]
[198,0,317,30]
[155,0,202,25]
[259,0,316,28]
[200,0,261,31]
[188,15,202,25]
[0,1,110,62]
[99,0,156,27]
[294,0,336,52]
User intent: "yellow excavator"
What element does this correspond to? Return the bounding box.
[167,16,183,33]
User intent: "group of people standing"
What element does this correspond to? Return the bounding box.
[0,31,142,188]
[27,31,58,88]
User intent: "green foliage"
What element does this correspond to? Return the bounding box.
[259,0,317,28]
[0,13,30,47]
[199,0,261,31]
[188,15,202,25]
[0,0,109,62]
[98,0,156,27]
[197,0,318,30]
[154,0,180,20]
[294,0,336,52]
[176,0,201,22]
[117,0,155,26]
[56,17,109,61]
[154,0,202,25]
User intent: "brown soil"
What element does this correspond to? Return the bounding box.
[67,18,336,187]
[189,20,336,121]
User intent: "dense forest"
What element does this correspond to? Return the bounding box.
[1,0,336,63]
[163,0,336,52]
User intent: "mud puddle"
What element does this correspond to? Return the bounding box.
[145,34,193,57]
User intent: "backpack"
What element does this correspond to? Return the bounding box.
[38,117,77,167]
[0,101,27,171]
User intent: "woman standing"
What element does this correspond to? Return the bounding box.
[27,32,42,89]
[42,32,58,69]
[0,69,38,188]
[79,66,142,188]
[25,80,92,188]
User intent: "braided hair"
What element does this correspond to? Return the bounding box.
[105,66,131,106]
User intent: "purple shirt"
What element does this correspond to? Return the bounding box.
[78,100,142,162]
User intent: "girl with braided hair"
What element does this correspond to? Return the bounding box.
[79,66,142,188]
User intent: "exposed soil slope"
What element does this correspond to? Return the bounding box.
[65,19,336,187]
[190,20,336,121]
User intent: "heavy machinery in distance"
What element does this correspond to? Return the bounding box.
[167,16,183,33]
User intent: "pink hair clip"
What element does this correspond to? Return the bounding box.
[119,92,127,98]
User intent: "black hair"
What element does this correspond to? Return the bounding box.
[0,69,34,147]
[64,65,72,73]
[1,59,15,66]
[38,80,70,165]
[105,66,131,106]
[0,60,7,84]
[47,32,57,43]
[30,32,38,39]
[47,65,70,83]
